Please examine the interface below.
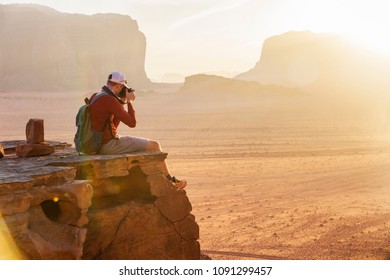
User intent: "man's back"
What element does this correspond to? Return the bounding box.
[90,92,136,144]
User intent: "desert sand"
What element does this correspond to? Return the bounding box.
[1,88,390,260]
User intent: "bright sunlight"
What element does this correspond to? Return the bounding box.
[294,0,390,55]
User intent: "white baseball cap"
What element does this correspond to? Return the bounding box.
[107,71,130,89]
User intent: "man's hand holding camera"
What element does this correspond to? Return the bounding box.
[125,88,136,103]
[119,87,136,104]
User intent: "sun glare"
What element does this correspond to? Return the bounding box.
[0,214,24,259]
[337,4,390,56]
[289,0,390,56]
[345,27,390,56]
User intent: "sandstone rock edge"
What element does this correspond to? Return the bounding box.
[0,145,200,260]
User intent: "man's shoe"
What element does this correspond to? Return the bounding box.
[167,175,187,189]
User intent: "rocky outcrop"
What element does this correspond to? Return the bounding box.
[0,4,151,91]
[0,144,200,260]
[236,31,390,95]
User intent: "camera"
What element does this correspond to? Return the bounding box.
[119,87,135,98]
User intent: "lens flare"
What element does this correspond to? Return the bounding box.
[0,214,24,259]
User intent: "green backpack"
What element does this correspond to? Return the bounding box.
[74,92,109,155]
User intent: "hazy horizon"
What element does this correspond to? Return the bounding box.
[1,0,389,83]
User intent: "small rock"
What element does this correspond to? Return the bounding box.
[0,144,4,159]
[16,143,54,158]
[26,118,44,144]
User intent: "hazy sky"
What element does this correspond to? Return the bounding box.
[1,0,389,82]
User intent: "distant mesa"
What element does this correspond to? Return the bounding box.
[161,73,185,83]
[180,31,390,97]
[0,4,151,91]
[236,31,390,95]
[180,74,295,95]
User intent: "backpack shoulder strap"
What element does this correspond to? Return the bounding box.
[89,92,110,106]
[88,92,113,135]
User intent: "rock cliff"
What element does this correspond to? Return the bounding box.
[0,141,200,260]
[236,31,390,95]
[0,4,151,91]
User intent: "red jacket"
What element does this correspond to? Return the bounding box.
[90,91,136,144]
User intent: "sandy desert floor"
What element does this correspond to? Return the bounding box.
[1,88,390,260]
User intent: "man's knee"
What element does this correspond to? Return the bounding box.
[146,140,161,152]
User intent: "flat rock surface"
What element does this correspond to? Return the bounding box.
[0,142,167,186]
[1,140,71,155]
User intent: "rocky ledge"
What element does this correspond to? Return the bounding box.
[0,141,200,260]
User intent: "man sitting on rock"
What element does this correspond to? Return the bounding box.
[90,71,186,189]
